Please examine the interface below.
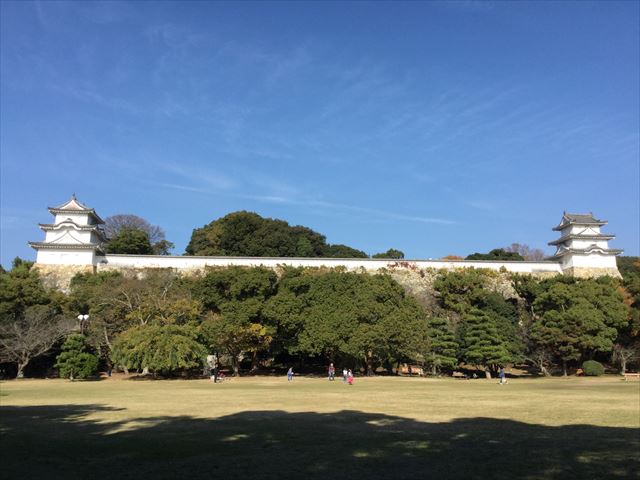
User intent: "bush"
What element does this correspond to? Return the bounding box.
[55,334,99,380]
[582,360,605,376]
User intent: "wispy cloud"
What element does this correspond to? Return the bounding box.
[48,83,140,115]
[151,179,455,226]
[158,163,237,190]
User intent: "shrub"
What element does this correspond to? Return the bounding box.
[55,334,99,380]
[582,360,605,376]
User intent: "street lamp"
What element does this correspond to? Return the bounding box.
[77,314,89,334]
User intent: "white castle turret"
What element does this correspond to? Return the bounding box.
[29,195,107,267]
[548,212,622,277]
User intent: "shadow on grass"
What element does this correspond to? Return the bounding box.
[1,405,637,480]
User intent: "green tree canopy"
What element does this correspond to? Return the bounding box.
[461,308,513,377]
[466,249,525,261]
[55,334,99,380]
[530,278,628,375]
[424,317,459,375]
[0,258,64,323]
[104,228,154,255]
[104,214,174,255]
[192,267,278,375]
[111,324,206,375]
[372,249,405,259]
[264,269,428,374]
[185,211,367,258]
[68,270,201,363]
[323,244,368,258]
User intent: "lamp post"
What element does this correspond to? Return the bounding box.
[77,314,89,335]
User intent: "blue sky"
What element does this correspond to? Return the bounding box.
[1,1,638,266]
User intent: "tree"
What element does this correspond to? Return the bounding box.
[104,214,174,255]
[323,244,368,258]
[530,278,628,376]
[104,228,154,255]
[461,308,512,378]
[466,249,525,261]
[612,343,639,375]
[424,317,458,375]
[55,334,99,380]
[199,313,272,376]
[433,270,525,369]
[372,249,405,259]
[68,270,201,372]
[433,270,487,315]
[111,324,206,376]
[264,270,427,375]
[0,258,63,323]
[617,256,640,340]
[192,267,278,375]
[185,211,367,258]
[504,243,546,261]
[0,305,72,378]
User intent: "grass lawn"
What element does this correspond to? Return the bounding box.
[1,375,638,479]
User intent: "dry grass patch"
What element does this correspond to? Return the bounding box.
[1,376,638,479]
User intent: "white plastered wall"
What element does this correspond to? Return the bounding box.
[36,249,96,265]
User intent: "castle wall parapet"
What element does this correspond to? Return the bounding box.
[97,253,564,275]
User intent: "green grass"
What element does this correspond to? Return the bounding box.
[1,376,638,479]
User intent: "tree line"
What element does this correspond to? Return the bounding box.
[105,211,405,259]
[1,257,638,379]
[104,210,542,260]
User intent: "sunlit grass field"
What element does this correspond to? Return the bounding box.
[1,376,638,479]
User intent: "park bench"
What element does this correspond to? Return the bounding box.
[623,372,640,381]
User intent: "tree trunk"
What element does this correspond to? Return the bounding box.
[540,364,550,377]
[366,351,374,376]
[142,366,149,375]
[103,327,112,351]
[620,359,627,375]
[123,366,129,375]
[432,364,437,377]
[484,370,492,379]
[16,361,28,379]
[232,356,240,377]
[562,359,567,377]
[250,351,259,372]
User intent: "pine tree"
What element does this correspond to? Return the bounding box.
[425,317,458,375]
[55,334,99,380]
[461,308,512,378]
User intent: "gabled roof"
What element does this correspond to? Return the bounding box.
[552,212,607,231]
[47,195,104,224]
[52,195,92,211]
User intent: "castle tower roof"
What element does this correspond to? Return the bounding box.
[48,194,104,224]
[552,212,606,231]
